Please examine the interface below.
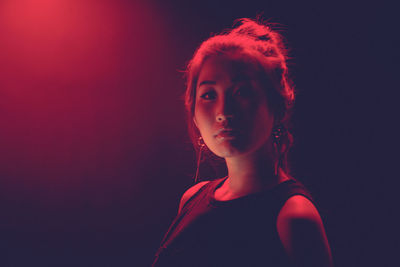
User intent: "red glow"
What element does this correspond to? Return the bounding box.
[0,0,123,81]
[0,0,171,202]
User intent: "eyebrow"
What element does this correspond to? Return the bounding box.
[198,80,216,87]
[198,76,249,88]
[232,75,250,83]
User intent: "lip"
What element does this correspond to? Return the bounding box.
[215,128,239,139]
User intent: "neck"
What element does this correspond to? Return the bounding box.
[222,146,288,197]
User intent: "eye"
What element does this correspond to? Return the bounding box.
[235,86,252,97]
[200,91,216,100]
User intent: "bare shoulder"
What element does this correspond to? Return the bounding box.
[177,181,210,214]
[277,195,334,267]
[278,195,320,221]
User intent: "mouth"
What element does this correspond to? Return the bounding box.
[215,128,239,141]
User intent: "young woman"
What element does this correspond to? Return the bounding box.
[152,18,333,267]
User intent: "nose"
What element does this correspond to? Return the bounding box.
[216,95,234,123]
[216,113,234,122]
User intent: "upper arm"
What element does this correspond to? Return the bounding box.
[177,181,210,214]
[276,195,333,267]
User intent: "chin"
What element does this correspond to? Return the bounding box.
[213,138,270,159]
[212,141,250,158]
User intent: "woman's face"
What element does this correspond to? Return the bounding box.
[193,53,275,158]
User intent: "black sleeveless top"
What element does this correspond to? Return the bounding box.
[152,177,314,267]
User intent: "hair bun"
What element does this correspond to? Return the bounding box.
[231,18,273,42]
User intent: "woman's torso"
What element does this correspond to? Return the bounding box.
[152,176,314,267]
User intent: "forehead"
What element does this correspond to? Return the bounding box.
[197,53,261,86]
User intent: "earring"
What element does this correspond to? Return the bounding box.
[272,124,285,145]
[194,136,205,184]
[197,136,206,147]
[272,124,286,176]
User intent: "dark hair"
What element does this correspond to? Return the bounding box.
[184,18,295,175]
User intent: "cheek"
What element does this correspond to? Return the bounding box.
[248,102,274,138]
[257,107,274,136]
[194,104,214,135]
